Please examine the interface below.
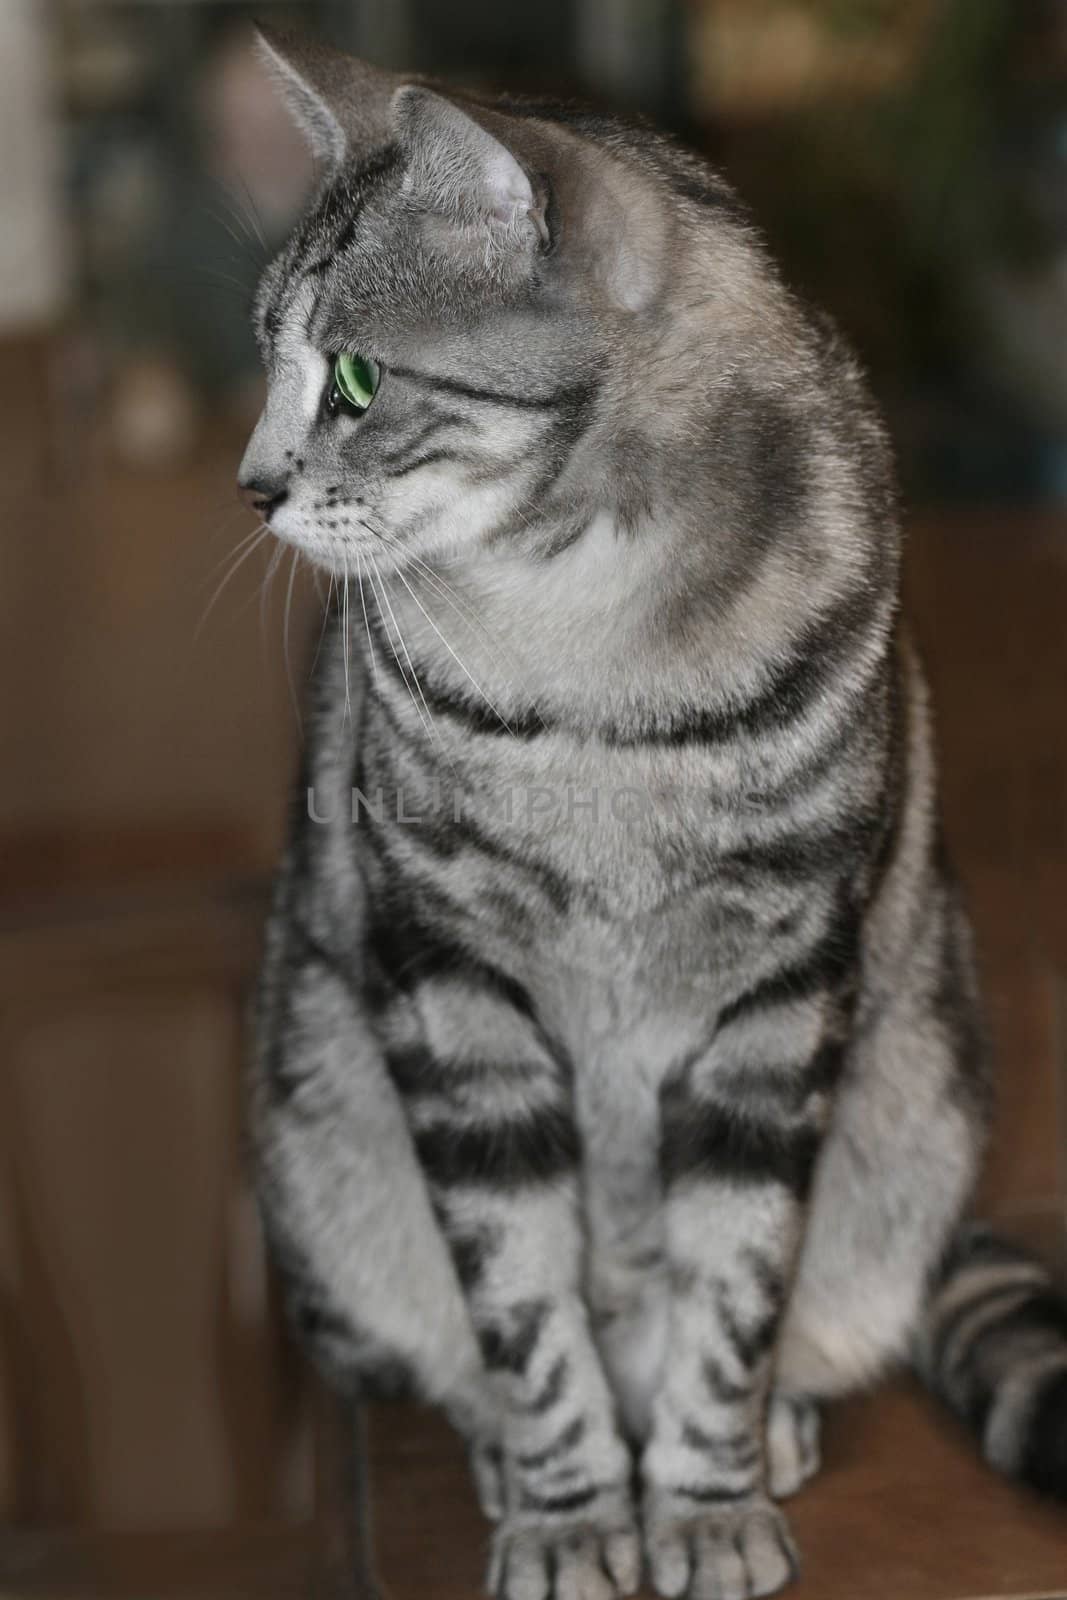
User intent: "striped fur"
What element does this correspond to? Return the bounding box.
[918,1226,1067,1499]
[243,30,1067,1600]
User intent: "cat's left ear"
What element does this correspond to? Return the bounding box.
[254,25,396,172]
[392,87,548,250]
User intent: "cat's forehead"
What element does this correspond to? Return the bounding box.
[257,150,526,363]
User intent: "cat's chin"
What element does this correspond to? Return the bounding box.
[268,503,470,582]
[266,514,387,575]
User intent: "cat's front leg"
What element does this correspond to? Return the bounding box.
[386,974,641,1600]
[640,978,851,1600]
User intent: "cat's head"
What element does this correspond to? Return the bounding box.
[239,28,754,574]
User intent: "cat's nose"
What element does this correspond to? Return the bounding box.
[238,467,292,521]
[237,469,289,521]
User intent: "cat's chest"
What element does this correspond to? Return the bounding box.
[358,668,812,1026]
[368,713,774,919]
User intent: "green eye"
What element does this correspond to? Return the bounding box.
[331,351,380,414]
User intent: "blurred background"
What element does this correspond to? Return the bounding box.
[1,4,1065,1599]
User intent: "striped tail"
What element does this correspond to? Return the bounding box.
[915,1223,1067,1500]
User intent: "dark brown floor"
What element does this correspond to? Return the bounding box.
[367,1390,1067,1600]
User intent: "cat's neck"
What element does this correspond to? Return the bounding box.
[357,511,651,725]
[354,500,825,739]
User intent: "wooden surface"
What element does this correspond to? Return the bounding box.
[367,1386,1067,1600]
[0,1525,320,1600]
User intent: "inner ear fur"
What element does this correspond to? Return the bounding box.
[392,86,548,247]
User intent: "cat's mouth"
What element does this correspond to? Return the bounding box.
[264,499,414,582]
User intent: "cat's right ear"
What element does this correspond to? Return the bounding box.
[254,26,396,172]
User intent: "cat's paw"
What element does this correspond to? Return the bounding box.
[644,1492,798,1600]
[488,1503,641,1600]
[766,1393,820,1501]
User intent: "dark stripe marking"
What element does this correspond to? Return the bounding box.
[518,1483,600,1515]
[364,896,538,1017]
[415,1104,580,1188]
[515,1416,587,1472]
[372,637,544,739]
[448,1226,498,1291]
[479,1299,550,1376]
[702,1356,749,1405]
[660,1078,821,1196]
[714,899,860,1032]
[666,1482,752,1505]
[717,1291,780,1372]
[603,583,884,748]
[519,1354,569,1415]
[389,364,596,414]
[379,447,463,480]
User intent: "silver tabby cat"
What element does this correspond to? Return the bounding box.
[243,28,1067,1600]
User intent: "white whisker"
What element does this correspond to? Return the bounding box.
[195,525,271,637]
[310,570,336,676]
[259,538,286,643]
[232,177,269,255]
[204,516,268,579]
[341,549,352,723]
[388,560,514,734]
[283,545,302,729]
[207,202,258,264]
[367,555,437,748]
[381,536,547,733]
[356,553,380,688]
[206,503,251,548]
